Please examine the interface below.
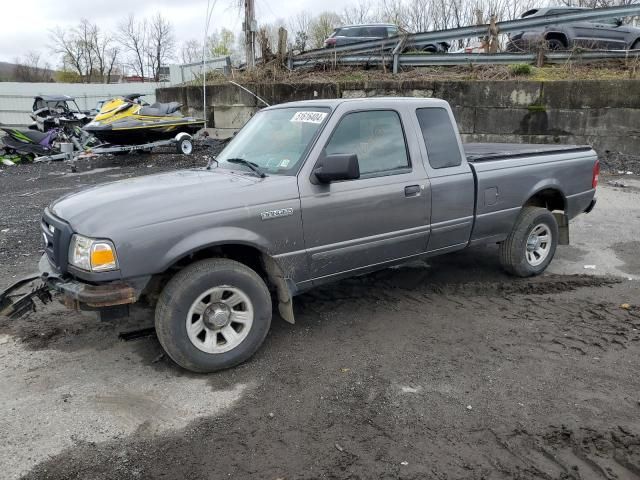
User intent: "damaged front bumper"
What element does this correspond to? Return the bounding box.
[0,255,139,319]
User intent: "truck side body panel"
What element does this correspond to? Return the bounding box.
[470,152,597,244]
[29,97,598,302]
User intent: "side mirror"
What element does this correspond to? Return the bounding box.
[312,154,360,184]
[615,18,623,26]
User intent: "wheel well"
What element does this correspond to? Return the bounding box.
[632,38,640,49]
[144,244,294,322]
[170,244,267,281]
[544,32,568,47]
[524,189,565,212]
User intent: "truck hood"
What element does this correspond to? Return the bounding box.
[50,168,298,237]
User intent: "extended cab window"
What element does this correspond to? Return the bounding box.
[324,110,410,176]
[416,108,462,169]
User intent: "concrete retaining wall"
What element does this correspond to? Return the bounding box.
[157,79,640,171]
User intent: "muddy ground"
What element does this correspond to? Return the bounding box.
[1,150,639,480]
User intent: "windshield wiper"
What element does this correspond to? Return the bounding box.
[205,156,218,170]
[225,158,267,178]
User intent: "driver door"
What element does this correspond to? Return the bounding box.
[298,106,431,283]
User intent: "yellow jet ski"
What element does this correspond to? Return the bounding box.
[84,94,204,145]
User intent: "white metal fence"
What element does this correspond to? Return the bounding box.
[0,82,161,127]
[169,57,232,84]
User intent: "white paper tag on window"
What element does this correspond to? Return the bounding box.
[290,111,327,124]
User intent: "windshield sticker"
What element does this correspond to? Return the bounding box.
[290,111,327,124]
[279,159,291,168]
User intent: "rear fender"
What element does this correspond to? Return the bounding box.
[525,180,567,210]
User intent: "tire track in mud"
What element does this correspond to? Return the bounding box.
[479,425,640,480]
[12,273,640,480]
[0,273,622,353]
[504,299,640,356]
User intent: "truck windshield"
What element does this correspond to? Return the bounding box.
[216,107,330,175]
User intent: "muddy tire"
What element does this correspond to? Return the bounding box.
[499,207,558,277]
[155,258,272,373]
[547,38,566,50]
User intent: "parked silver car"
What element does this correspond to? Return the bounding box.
[507,7,640,51]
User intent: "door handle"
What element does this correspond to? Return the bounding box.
[404,185,421,197]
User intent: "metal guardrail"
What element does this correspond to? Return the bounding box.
[294,4,640,61]
[292,50,640,69]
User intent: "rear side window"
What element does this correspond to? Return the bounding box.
[341,27,364,37]
[324,110,410,176]
[387,26,399,37]
[366,26,388,37]
[416,108,462,169]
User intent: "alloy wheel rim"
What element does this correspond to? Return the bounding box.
[525,223,552,267]
[186,286,254,354]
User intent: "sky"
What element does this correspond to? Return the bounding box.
[0,0,345,64]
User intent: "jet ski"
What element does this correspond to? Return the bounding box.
[83,94,205,146]
[1,125,59,158]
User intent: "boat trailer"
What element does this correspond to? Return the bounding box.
[33,132,196,165]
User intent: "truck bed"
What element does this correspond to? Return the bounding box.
[464,143,593,162]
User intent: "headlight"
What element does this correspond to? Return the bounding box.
[68,234,118,272]
[86,120,100,127]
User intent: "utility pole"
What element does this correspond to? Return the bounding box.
[203,0,216,129]
[243,0,256,69]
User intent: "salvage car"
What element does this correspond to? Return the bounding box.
[0,98,599,373]
[506,7,640,51]
[324,23,449,53]
[30,95,89,132]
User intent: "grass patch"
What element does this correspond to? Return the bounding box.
[509,64,532,76]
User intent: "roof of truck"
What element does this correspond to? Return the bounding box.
[265,97,450,110]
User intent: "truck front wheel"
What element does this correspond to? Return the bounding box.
[499,206,558,277]
[155,258,272,373]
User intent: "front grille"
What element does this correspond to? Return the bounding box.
[41,209,73,274]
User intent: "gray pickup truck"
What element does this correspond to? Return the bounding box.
[1,98,599,373]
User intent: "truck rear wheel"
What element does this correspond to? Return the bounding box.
[499,206,558,277]
[155,258,272,373]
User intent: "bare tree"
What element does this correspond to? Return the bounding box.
[50,26,86,82]
[405,0,435,32]
[181,39,202,64]
[309,11,342,48]
[377,0,410,28]
[13,52,52,82]
[89,23,120,83]
[118,14,148,80]
[147,12,175,81]
[289,12,312,52]
[76,19,96,81]
[105,46,120,83]
[341,1,374,24]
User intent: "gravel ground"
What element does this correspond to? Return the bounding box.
[1,150,639,480]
